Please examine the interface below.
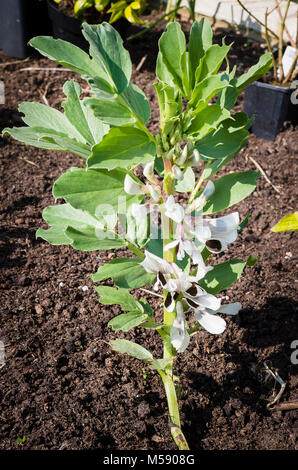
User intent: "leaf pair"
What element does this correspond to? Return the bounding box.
[37,168,142,250]
[3,81,108,159]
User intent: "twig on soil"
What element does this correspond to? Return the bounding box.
[249,156,281,194]
[263,361,287,410]
[19,157,39,167]
[136,55,147,72]
[271,400,298,411]
[18,67,72,72]
[0,58,30,68]
[40,78,51,107]
[139,288,163,298]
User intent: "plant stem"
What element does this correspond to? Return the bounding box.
[265,8,278,82]
[157,161,190,450]
[126,241,145,259]
[236,0,279,41]
[188,160,211,204]
[278,0,291,82]
[275,0,296,48]
[158,370,190,450]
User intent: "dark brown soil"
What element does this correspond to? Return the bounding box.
[0,14,297,450]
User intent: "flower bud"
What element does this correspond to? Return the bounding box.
[188,149,200,165]
[165,147,175,160]
[148,185,161,202]
[172,165,184,181]
[175,145,188,166]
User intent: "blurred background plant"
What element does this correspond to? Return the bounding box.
[52,0,147,24]
[271,212,298,231]
[165,0,197,22]
[236,0,298,85]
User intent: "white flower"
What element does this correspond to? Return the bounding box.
[130,203,149,223]
[140,250,173,275]
[165,236,212,276]
[124,174,161,202]
[139,251,214,312]
[143,161,155,181]
[195,302,241,334]
[163,181,221,263]
[164,264,216,313]
[164,195,185,224]
[170,301,190,353]
[195,212,240,253]
[184,285,221,311]
[124,174,143,195]
[140,251,174,292]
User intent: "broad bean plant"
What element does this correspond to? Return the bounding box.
[4,20,273,449]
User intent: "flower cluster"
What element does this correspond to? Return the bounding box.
[140,250,241,352]
[124,160,242,353]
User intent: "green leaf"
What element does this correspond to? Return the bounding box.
[187,105,230,139]
[62,80,109,145]
[198,258,252,294]
[189,75,229,111]
[217,68,238,110]
[40,203,100,229]
[65,226,126,251]
[2,126,91,159]
[96,286,143,312]
[202,171,261,214]
[158,22,187,96]
[271,212,298,232]
[121,82,151,124]
[148,358,173,370]
[29,36,107,79]
[141,318,163,330]
[154,81,181,134]
[236,53,273,90]
[110,339,153,361]
[156,52,175,87]
[53,167,141,215]
[84,97,137,126]
[188,18,213,87]
[175,167,195,192]
[196,113,249,160]
[82,22,132,93]
[146,226,163,258]
[139,299,154,315]
[36,203,125,250]
[91,257,155,289]
[198,43,231,82]
[88,127,156,170]
[108,312,149,332]
[19,101,84,143]
[36,226,72,246]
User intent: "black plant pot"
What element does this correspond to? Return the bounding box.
[0,0,51,58]
[244,81,298,141]
[47,0,129,52]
